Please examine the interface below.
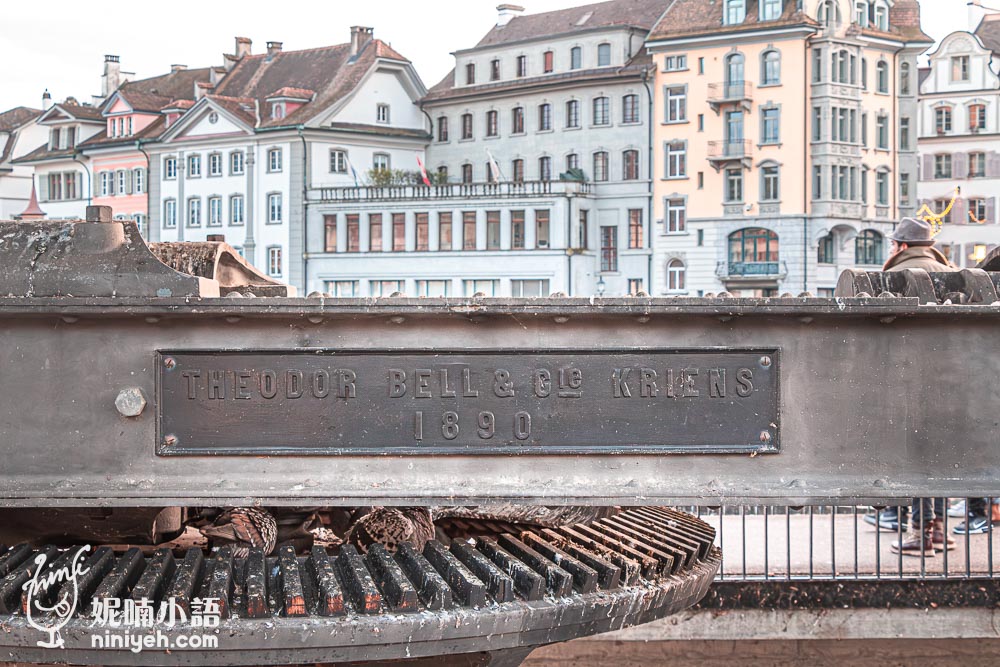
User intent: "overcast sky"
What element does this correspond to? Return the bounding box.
[0,0,973,112]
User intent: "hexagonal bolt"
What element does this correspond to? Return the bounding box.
[115,388,147,418]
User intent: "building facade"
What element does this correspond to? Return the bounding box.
[306,0,666,298]
[0,106,44,219]
[916,11,1000,267]
[647,0,931,297]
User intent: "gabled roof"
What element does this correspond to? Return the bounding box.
[975,13,1000,55]
[11,143,78,164]
[475,0,668,48]
[206,95,259,127]
[38,102,104,123]
[103,66,213,115]
[648,0,817,42]
[0,107,41,132]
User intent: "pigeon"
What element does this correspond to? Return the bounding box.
[346,507,435,554]
[199,507,277,558]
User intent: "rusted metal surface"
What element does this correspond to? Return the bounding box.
[0,508,720,666]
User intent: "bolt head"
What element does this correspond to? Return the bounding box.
[163,357,177,370]
[163,435,178,447]
[759,430,772,444]
[759,356,772,368]
[115,388,147,418]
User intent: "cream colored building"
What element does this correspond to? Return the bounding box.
[647,0,931,296]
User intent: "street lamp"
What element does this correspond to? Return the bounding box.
[596,276,606,296]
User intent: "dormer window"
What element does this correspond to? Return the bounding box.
[760,0,781,21]
[855,0,869,26]
[819,0,841,26]
[127,116,132,136]
[271,102,285,120]
[376,104,390,124]
[490,59,501,81]
[951,56,970,82]
[66,127,76,148]
[725,0,746,25]
[874,1,888,29]
[50,128,61,149]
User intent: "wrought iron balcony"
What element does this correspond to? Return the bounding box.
[315,180,590,203]
[707,81,753,112]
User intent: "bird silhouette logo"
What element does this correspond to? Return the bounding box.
[22,546,91,649]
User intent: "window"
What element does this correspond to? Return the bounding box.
[819,0,841,26]
[899,117,910,150]
[812,48,823,83]
[762,107,780,144]
[832,50,852,83]
[876,61,888,93]
[100,171,112,197]
[230,151,244,175]
[665,141,686,178]
[209,153,222,176]
[665,86,686,122]
[544,50,554,73]
[486,110,499,137]
[729,228,779,268]
[46,173,63,201]
[187,197,201,227]
[725,0,746,24]
[511,279,550,297]
[933,198,953,223]
[761,0,781,20]
[517,55,527,77]
[267,193,282,224]
[268,148,282,172]
[133,213,144,234]
[373,153,390,171]
[486,160,497,183]
[566,153,579,171]
[934,154,952,179]
[665,54,687,71]
[725,53,745,87]
[329,280,359,297]
[490,59,501,81]
[969,104,986,131]
[165,157,177,180]
[415,213,430,251]
[666,199,686,232]
[874,2,887,29]
[347,214,360,252]
[510,211,525,250]
[761,50,781,85]
[486,211,500,249]
[465,63,475,85]
[855,230,883,265]
[600,226,617,272]
[855,0,869,25]
[876,170,889,205]
[861,58,868,89]
[861,166,869,203]
[593,97,609,125]
[876,114,888,149]
[438,212,452,250]
[570,47,582,70]
[628,278,643,294]
[416,280,451,297]
[951,56,970,82]
[511,106,524,134]
[623,149,639,180]
[133,168,144,194]
[461,163,473,183]
[50,128,61,149]
[970,198,988,222]
[667,259,686,291]
[208,196,222,226]
[725,168,743,202]
[970,152,986,178]
[271,103,285,120]
[437,166,448,182]
[899,173,910,204]
[813,165,823,199]
[900,62,911,95]
[831,106,850,142]
[818,233,835,264]
[935,107,952,133]
[628,209,643,248]
[512,158,524,182]
[392,213,405,251]
[164,199,177,228]
[436,116,449,142]
[538,103,552,131]
[812,106,822,141]
[330,149,347,173]
[461,113,473,140]
[597,43,611,67]
[230,195,244,225]
[592,152,609,182]
[539,156,552,181]
[535,210,550,248]
[761,164,780,201]
[621,94,640,124]
[578,209,589,247]
[566,100,580,128]
[464,279,498,296]
[463,211,476,250]
[369,213,383,252]
[371,280,404,297]
[188,154,201,177]
[267,246,282,277]
[64,172,77,200]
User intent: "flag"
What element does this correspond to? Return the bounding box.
[345,155,361,187]
[486,148,502,183]
[415,153,432,187]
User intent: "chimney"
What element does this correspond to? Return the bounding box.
[235,36,252,59]
[266,41,283,59]
[86,205,113,223]
[497,4,525,27]
[41,89,52,111]
[350,27,374,58]
[170,64,187,73]
[102,54,121,98]
[968,0,1000,30]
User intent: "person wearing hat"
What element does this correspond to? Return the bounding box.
[883,216,957,556]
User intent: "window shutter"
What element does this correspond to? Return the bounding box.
[951,197,965,225]
[93,171,101,198]
[125,170,133,195]
[953,152,968,179]
[987,152,1000,178]
[141,168,147,191]
[987,197,996,225]
[38,176,49,202]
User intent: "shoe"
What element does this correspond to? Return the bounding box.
[864,508,908,532]
[931,519,956,552]
[953,515,995,535]
[947,500,967,518]
[891,530,935,557]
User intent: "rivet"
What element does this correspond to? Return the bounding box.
[759,431,771,444]
[553,316,569,324]
[389,316,406,325]
[163,357,177,370]
[759,356,772,368]
[163,435,178,447]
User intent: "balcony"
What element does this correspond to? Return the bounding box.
[707,81,753,113]
[707,140,753,170]
[315,180,590,203]
[716,260,788,281]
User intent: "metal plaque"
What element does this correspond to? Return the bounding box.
[156,349,779,456]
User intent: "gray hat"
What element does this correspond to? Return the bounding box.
[889,217,935,245]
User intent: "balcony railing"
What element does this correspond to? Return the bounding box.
[315,180,590,203]
[707,139,753,161]
[707,81,753,108]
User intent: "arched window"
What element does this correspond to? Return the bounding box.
[855,230,883,265]
[725,0,746,24]
[817,233,835,264]
[570,46,582,70]
[725,53,745,90]
[667,259,686,291]
[900,62,911,95]
[876,60,889,93]
[818,0,841,26]
[761,50,781,85]
[622,149,639,180]
[593,151,609,181]
[728,228,779,271]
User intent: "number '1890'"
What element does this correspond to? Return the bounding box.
[413,411,532,441]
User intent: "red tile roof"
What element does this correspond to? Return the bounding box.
[0,107,41,132]
[266,86,315,100]
[46,101,104,122]
[205,95,259,127]
[975,14,1000,55]
[115,67,213,113]
[648,0,817,41]
[326,121,431,139]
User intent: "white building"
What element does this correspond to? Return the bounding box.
[149,30,428,290]
[306,0,666,298]
[0,105,45,219]
[916,7,1000,267]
